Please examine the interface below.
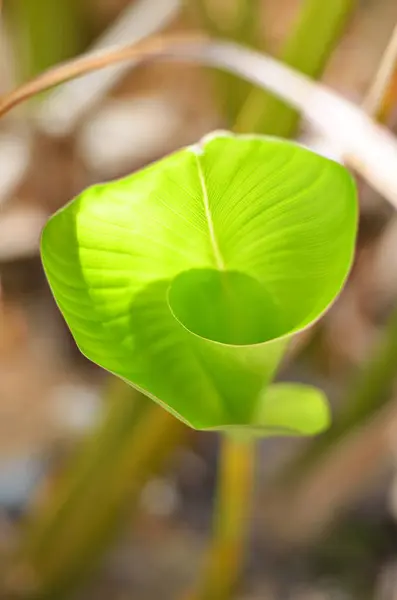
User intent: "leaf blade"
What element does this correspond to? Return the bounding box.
[41,132,357,432]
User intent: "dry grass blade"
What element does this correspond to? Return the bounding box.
[363,22,397,117]
[0,34,199,117]
[1,33,397,205]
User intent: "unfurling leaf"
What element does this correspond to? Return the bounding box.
[41,132,357,434]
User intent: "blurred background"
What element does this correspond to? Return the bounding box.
[2,0,397,598]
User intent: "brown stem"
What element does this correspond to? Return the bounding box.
[0,33,206,118]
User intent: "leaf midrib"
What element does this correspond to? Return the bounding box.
[193,151,225,271]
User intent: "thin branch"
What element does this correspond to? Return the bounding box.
[1,33,397,206]
[0,34,199,117]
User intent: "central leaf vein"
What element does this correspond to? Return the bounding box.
[194,152,225,270]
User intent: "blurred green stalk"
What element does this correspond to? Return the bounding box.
[188,0,263,124]
[6,0,84,80]
[184,436,255,600]
[235,0,356,136]
[8,380,187,599]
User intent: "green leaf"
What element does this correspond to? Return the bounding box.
[41,132,357,433]
[215,383,330,437]
[256,382,331,435]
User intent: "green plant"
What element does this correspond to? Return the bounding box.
[41,131,357,434]
[37,127,356,600]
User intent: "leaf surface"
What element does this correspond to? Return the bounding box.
[41,132,357,431]
[257,382,331,435]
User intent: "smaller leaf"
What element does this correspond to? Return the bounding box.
[214,383,330,437]
[256,383,331,435]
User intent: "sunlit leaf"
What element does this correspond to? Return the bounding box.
[41,131,357,433]
[216,382,330,437]
[256,382,331,435]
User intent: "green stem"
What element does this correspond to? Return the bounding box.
[6,0,84,80]
[184,435,255,600]
[280,303,397,484]
[235,0,355,136]
[6,381,187,599]
[188,0,263,125]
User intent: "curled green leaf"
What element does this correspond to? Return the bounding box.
[41,132,357,433]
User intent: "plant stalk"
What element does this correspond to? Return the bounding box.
[5,381,187,599]
[235,0,355,136]
[188,0,262,124]
[6,0,83,80]
[184,435,255,600]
